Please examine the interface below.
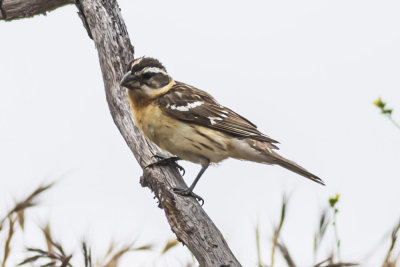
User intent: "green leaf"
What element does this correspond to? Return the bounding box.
[329,194,340,208]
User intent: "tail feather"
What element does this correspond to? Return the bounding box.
[273,154,325,185]
[230,138,325,185]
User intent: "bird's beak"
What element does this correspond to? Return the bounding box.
[120,71,138,88]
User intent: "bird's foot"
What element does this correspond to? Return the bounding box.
[145,154,185,176]
[173,188,204,206]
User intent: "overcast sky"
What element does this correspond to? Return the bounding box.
[1,1,400,266]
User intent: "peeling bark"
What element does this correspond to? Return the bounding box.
[2,0,241,266]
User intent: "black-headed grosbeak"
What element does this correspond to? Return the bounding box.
[121,57,324,203]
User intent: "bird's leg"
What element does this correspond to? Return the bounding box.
[145,153,185,176]
[173,159,210,205]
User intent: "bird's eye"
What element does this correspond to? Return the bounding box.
[142,73,152,80]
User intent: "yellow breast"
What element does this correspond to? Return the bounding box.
[126,88,231,164]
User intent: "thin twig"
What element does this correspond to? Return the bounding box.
[270,195,287,267]
[82,241,92,267]
[161,239,179,255]
[329,194,341,262]
[255,224,263,267]
[382,219,400,267]
[0,183,53,230]
[2,216,16,267]
[276,242,296,267]
[386,115,400,130]
[314,209,330,263]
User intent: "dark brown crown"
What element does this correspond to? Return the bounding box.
[128,57,166,74]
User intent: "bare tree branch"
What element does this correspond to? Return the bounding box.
[0,0,74,20]
[2,0,241,266]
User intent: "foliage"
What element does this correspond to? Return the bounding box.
[1,184,399,266]
[373,97,400,130]
[0,184,198,267]
[255,193,400,267]
[0,183,53,267]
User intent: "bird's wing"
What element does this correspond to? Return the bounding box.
[157,82,279,147]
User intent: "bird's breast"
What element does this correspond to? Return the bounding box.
[131,102,163,142]
[128,100,232,164]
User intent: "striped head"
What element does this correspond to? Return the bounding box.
[120,57,173,97]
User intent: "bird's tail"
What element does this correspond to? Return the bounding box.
[230,138,325,185]
[272,153,325,185]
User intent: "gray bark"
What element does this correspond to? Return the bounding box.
[0,0,74,20]
[1,0,241,266]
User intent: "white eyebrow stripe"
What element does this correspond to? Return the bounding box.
[169,101,203,111]
[142,67,167,75]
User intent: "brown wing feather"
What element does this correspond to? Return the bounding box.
[157,82,279,147]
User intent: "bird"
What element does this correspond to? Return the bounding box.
[120,57,324,204]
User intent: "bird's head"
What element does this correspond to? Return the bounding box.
[120,57,173,97]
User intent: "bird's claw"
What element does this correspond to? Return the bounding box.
[145,155,185,176]
[173,187,204,206]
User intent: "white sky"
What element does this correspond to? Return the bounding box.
[1,1,400,266]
